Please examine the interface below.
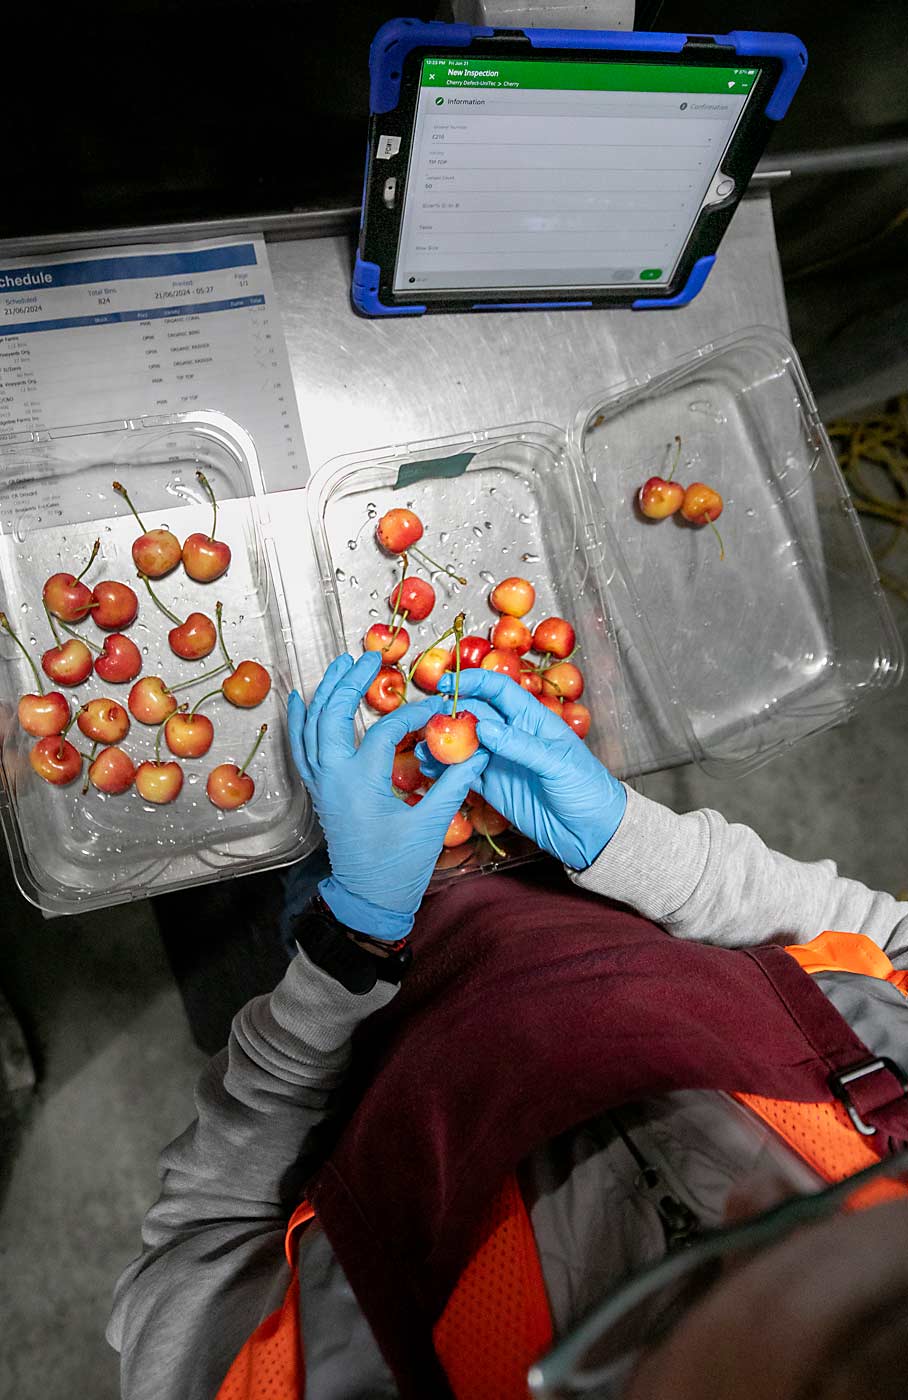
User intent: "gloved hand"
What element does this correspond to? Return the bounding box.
[418,669,627,870]
[288,652,488,940]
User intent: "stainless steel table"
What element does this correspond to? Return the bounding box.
[265,194,789,701]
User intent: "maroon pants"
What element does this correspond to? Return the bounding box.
[307,864,908,1397]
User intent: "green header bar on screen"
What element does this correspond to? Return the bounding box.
[421,57,759,95]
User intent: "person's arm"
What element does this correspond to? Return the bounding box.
[420,670,908,960]
[571,786,908,959]
[109,655,487,1400]
[107,943,397,1400]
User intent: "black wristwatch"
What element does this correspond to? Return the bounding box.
[293,894,413,995]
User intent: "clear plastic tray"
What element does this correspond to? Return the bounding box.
[0,412,318,915]
[308,426,637,880]
[573,328,904,776]
[310,328,902,844]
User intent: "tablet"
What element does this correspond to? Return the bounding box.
[354,21,806,316]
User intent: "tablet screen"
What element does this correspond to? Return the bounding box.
[392,56,759,294]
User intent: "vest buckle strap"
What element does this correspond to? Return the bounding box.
[828,1057,908,1137]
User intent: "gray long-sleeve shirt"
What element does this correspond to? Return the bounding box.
[108,788,908,1399]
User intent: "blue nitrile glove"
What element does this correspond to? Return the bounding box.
[421,669,627,871]
[288,652,489,940]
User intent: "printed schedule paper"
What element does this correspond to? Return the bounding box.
[0,236,309,489]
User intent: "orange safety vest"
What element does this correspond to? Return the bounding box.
[216,931,908,1400]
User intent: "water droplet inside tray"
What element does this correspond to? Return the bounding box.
[488,487,497,496]
[187,773,198,785]
[20,602,28,612]
[521,553,540,563]
[472,527,484,539]
[349,576,360,589]
[500,546,509,555]
[335,568,345,581]
[366,503,377,518]
[368,608,379,619]
[745,508,756,518]
[369,590,379,600]
[518,512,531,524]
[483,521,492,531]
[439,532,449,545]
[479,570,496,585]
[347,540,358,551]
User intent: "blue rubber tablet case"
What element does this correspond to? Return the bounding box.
[354,20,806,316]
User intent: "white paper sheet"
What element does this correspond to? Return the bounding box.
[0,236,309,490]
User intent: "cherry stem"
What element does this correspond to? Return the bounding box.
[73,538,100,584]
[112,481,147,532]
[238,724,267,777]
[196,470,218,542]
[666,434,682,484]
[409,545,467,586]
[82,742,99,794]
[190,687,222,716]
[0,612,44,693]
[42,600,63,648]
[450,613,465,721]
[56,618,102,654]
[386,610,409,651]
[404,615,458,687]
[57,711,79,759]
[156,705,186,762]
[388,553,409,633]
[139,572,183,626]
[215,601,235,670]
[482,828,507,860]
[709,519,726,562]
[169,663,229,695]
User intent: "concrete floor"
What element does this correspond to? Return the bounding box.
[0,533,905,1400]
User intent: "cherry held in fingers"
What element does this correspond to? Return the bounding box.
[113,481,182,578]
[91,580,138,630]
[424,710,479,766]
[78,698,130,745]
[206,724,267,810]
[30,736,83,786]
[88,746,136,795]
[365,665,406,714]
[182,471,232,582]
[42,538,100,622]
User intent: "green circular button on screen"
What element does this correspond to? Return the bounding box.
[639,268,663,280]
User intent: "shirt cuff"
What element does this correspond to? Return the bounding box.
[318,876,415,942]
[568,785,710,924]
